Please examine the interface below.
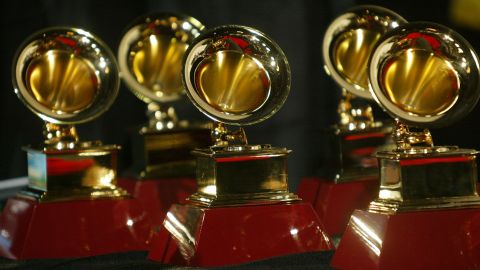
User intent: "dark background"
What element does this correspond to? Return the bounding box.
[1,0,479,190]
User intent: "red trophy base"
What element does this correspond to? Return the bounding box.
[331,208,480,269]
[148,202,334,267]
[117,177,196,226]
[0,196,152,259]
[297,177,378,237]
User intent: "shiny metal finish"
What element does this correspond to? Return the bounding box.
[323,5,406,99]
[13,27,127,201]
[183,25,290,125]
[13,27,119,124]
[118,13,204,104]
[369,22,480,128]
[188,145,299,207]
[195,50,270,115]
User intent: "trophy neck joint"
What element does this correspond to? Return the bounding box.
[146,102,183,131]
[393,119,434,152]
[212,122,248,147]
[43,123,80,150]
[338,90,375,130]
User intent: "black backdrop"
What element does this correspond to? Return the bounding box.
[1,0,479,190]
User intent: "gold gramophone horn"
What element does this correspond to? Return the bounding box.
[368,22,480,129]
[118,13,204,104]
[14,27,119,125]
[323,5,407,100]
[183,25,291,127]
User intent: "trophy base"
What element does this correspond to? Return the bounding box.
[331,208,480,269]
[297,177,378,239]
[148,202,334,267]
[117,177,196,227]
[0,196,152,259]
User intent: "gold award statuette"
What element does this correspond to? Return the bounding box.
[332,22,480,269]
[0,27,152,260]
[148,25,333,266]
[13,27,126,202]
[321,6,406,182]
[118,13,211,178]
[182,25,298,206]
[367,23,480,212]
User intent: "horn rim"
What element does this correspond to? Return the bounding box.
[12,26,120,124]
[182,24,291,126]
[368,22,480,128]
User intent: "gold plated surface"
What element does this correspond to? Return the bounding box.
[14,27,125,201]
[365,23,480,213]
[27,50,98,114]
[183,25,290,125]
[369,23,480,127]
[195,50,270,115]
[369,148,480,213]
[323,6,406,99]
[382,49,460,116]
[14,27,119,124]
[129,35,188,97]
[334,29,382,90]
[187,146,299,207]
[23,145,129,202]
[118,13,204,104]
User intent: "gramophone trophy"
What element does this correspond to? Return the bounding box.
[148,25,333,267]
[0,27,151,259]
[117,13,211,226]
[297,6,405,239]
[332,22,480,269]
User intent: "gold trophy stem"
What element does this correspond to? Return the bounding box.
[43,123,79,150]
[337,89,375,129]
[145,102,179,131]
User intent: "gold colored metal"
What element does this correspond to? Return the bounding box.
[369,148,480,213]
[329,124,393,183]
[211,122,247,147]
[369,23,480,127]
[130,35,188,97]
[184,25,291,126]
[27,50,98,114]
[334,29,382,90]
[337,89,378,130]
[366,22,480,212]
[13,27,126,202]
[319,6,401,183]
[136,126,212,178]
[119,13,205,104]
[195,50,271,115]
[21,145,128,202]
[323,5,407,99]
[14,27,119,125]
[392,119,433,152]
[181,25,296,206]
[187,145,299,207]
[382,49,460,116]
[118,14,211,178]
[43,123,79,149]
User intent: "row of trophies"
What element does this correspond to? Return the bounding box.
[0,5,480,269]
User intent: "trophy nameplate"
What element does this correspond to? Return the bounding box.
[297,6,405,239]
[0,28,151,259]
[117,13,212,226]
[148,25,333,267]
[332,22,480,269]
